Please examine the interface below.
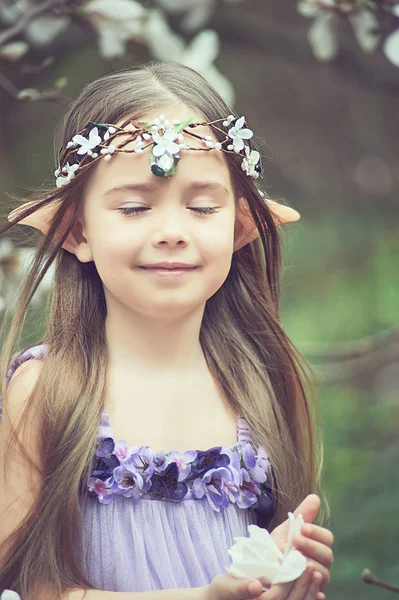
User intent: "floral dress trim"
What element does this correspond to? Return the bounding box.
[88,416,275,515]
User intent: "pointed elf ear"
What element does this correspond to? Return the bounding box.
[8,200,79,255]
[234,197,301,252]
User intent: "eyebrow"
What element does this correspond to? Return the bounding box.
[103,181,230,197]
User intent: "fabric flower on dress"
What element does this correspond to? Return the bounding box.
[227,116,254,153]
[87,476,114,504]
[227,513,307,585]
[87,434,274,514]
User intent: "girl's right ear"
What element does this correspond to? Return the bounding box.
[68,219,93,262]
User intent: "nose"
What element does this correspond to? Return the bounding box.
[151,206,189,246]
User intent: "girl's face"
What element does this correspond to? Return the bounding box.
[75,108,237,320]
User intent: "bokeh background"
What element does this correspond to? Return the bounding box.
[1,1,399,598]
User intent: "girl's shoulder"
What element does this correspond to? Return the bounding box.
[5,344,47,388]
[0,344,47,423]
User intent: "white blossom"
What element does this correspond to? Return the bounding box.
[56,163,79,188]
[72,127,102,155]
[227,513,306,584]
[241,147,260,178]
[227,116,253,153]
[152,128,181,157]
[82,0,146,59]
[151,114,171,133]
[134,135,144,153]
[298,0,380,61]
[0,41,29,61]
[25,15,71,46]
[145,9,235,103]
[384,28,399,67]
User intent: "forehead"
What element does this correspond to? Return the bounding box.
[85,107,233,194]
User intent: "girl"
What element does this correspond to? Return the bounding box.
[0,62,333,600]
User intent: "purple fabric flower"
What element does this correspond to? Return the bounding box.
[192,466,240,511]
[150,462,189,501]
[113,440,137,462]
[124,446,155,481]
[164,450,197,482]
[92,437,120,480]
[112,463,147,499]
[88,476,114,504]
[190,447,230,478]
[242,442,268,484]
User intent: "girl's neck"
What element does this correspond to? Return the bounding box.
[105,301,207,375]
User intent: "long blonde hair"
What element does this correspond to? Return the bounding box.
[0,61,330,599]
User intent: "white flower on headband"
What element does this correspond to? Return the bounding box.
[242,147,261,179]
[55,163,79,188]
[152,128,181,158]
[72,127,102,156]
[0,590,21,599]
[151,114,170,134]
[227,116,254,153]
[226,512,307,585]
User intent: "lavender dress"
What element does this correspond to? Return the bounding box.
[2,346,276,593]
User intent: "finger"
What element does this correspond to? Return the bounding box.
[293,536,333,573]
[303,572,323,600]
[230,575,265,599]
[284,566,316,600]
[300,524,334,548]
[264,567,313,600]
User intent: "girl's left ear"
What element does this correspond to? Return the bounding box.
[233,197,259,252]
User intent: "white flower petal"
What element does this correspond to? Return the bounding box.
[153,144,166,157]
[227,516,306,585]
[383,28,399,67]
[26,15,70,46]
[0,40,29,61]
[297,0,319,18]
[83,0,146,21]
[181,1,214,32]
[184,29,220,67]
[145,9,185,61]
[308,11,340,62]
[349,9,380,54]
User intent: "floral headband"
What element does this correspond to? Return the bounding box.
[54,114,262,187]
[7,114,301,254]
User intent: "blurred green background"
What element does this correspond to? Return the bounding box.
[1,1,399,598]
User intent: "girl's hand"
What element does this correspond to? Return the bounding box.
[270,495,334,596]
[205,563,324,600]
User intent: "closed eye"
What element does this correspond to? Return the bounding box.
[117,206,219,215]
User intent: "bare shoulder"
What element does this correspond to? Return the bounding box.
[5,358,43,421]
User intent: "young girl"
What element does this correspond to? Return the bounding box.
[0,62,333,600]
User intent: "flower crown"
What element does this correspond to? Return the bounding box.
[54,114,262,188]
